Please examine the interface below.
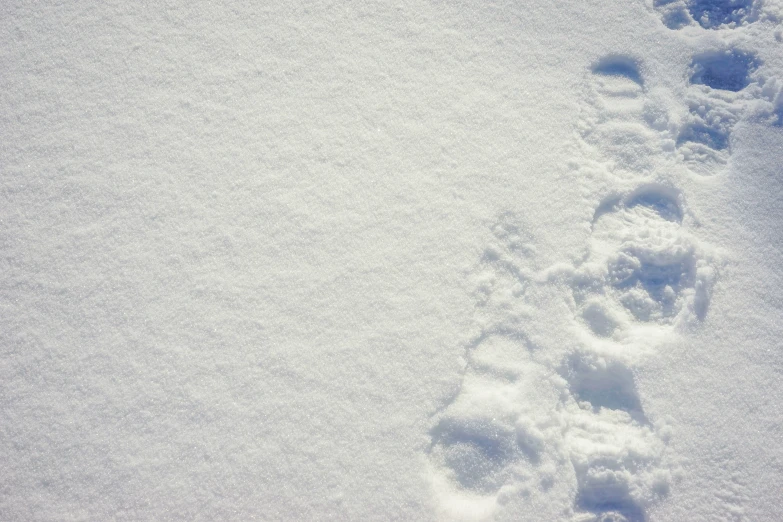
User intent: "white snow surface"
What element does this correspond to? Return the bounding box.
[2,1,783,521]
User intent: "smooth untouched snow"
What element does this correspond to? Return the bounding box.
[1,1,782,521]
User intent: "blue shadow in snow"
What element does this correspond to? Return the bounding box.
[677,123,730,150]
[577,491,646,522]
[687,0,754,29]
[592,55,644,86]
[562,354,646,422]
[690,49,757,92]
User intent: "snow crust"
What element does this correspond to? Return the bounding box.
[1,0,782,520]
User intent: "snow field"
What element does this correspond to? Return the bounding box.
[1,1,782,521]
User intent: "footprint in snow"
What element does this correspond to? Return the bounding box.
[426,210,692,521]
[428,334,558,498]
[651,0,761,30]
[678,48,761,176]
[427,221,561,511]
[426,45,743,520]
[560,184,718,520]
[579,56,666,179]
[581,49,774,178]
[572,184,716,337]
[647,1,781,174]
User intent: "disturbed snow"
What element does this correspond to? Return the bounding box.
[2,1,783,521]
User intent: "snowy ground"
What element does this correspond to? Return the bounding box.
[2,1,783,521]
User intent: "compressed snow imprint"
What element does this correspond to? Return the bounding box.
[651,0,760,30]
[425,47,736,519]
[562,182,715,520]
[574,186,716,331]
[428,335,551,497]
[579,55,664,179]
[690,49,757,92]
[582,48,770,177]
[426,203,703,520]
[676,48,762,176]
[649,0,783,173]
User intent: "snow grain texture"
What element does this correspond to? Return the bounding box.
[426,5,781,521]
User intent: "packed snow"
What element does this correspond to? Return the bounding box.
[2,1,783,520]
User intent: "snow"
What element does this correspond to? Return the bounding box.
[1,1,782,520]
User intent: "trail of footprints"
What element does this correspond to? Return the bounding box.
[428,4,779,520]
[429,188,707,521]
[652,0,760,30]
[649,0,783,176]
[581,50,762,178]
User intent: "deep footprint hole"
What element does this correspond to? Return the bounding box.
[609,256,691,321]
[690,50,758,92]
[561,355,645,420]
[677,123,730,151]
[638,262,687,291]
[687,0,754,29]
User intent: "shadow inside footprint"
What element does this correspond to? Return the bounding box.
[577,487,646,522]
[611,258,691,322]
[687,0,755,29]
[581,303,621,337]
[592,56,644,86]
[561,355,646,421]
[677,123,730,151]
[638,261,687,293]
[690,50,757,92]
[593,185,682,225]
